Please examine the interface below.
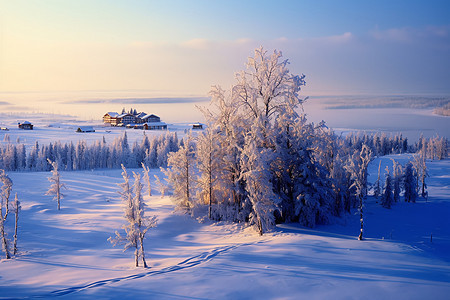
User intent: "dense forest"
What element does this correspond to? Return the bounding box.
[164,48,448,235]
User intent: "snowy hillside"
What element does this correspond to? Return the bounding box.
[0,156,449,299]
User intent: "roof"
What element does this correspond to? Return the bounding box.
[142,114,160,119]
[118,113,135,118]
[76,126,95,132]
[21,121,32,125]
[144,121,167,126]
[105,112,119,118]
[136,112,147,118]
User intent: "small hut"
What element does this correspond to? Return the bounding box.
[76,126,95,133]
[18,121,33,130]
[190,123,204,130]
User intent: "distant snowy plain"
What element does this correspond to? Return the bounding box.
[0,106,449,299]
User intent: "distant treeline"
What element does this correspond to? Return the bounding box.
[342,132,448,159]
[324,96,450,110]
[0,132,179,171]
[434,103,450,117]
[0,131,447,172]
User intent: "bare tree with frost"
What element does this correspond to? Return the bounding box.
[110,165,139,266]
[13,193,20,255]
[109,165,157,267]
[164,134,197,212]
[381,167,393,209]
[373,160,382,199]
[391,159,402,203]
[46,160,66,210]
[141,163,152,197]
[345,145,372,240]
[154,174,169,197]
[0,169,12,259]
[132,171,157,268]
[196,126,223,220]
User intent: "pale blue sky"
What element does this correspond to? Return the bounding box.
[1,0,449,101]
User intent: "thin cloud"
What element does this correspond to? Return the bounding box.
[64,97,210,105]
[370,25,450,44]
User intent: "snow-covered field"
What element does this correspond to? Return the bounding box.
[0,110,449,299]
[0,155,449,299]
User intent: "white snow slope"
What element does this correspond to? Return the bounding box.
[0,157,449,299]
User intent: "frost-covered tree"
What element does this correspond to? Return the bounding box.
[132,172,157,268]
[110,165,139,266]
[241,121,279,235]
[345,145,372,240]
[192,47,348,233]
[381,167,393,209]
[205,86,248,222]
[271,113,334,227]
[154,175,169,197]
[46,160,66,210]
[141,163,152,197]
[0,169,12,259]
[13,193,20,255]
[373,160,382,199]
[164,134,197,212]
[232,47,305,123]
[196,126,223,219]
[109,165,157,267]
[404,162,418,203]
[413,152,428,200]
[391,159,402,203]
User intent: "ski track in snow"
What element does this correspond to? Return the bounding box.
[8,240,266,299]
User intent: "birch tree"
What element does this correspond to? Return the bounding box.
[0,169,12,259]
[164,134,197,212]
[46,160,66,210]
[381,167,393,209]
[345,145,372,240]
[196,126,222,219]
[109,165,139,266]
[132,172,157,268]
[109,165,157,267]
[373,160,382,199]
[141,163,152,197]
[13,193,20,255]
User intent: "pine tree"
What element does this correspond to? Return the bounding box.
[381,167,393,209]
[404,162,418,203]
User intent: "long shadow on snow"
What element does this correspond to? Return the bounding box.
[12,242,258,299]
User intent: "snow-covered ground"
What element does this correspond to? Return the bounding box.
[0,109,448,299]
[0,156,449,299]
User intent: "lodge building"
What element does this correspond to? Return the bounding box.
[103,111,167,130]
